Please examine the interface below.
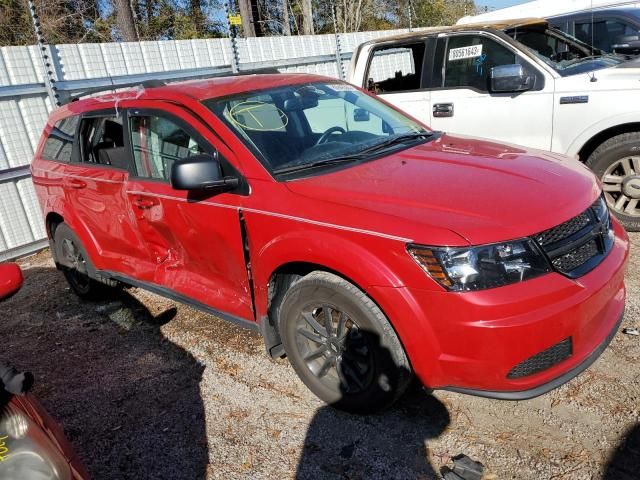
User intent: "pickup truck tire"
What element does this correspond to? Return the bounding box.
[53,223,116,300]
[587,132,640,231]
[278,271,412,413]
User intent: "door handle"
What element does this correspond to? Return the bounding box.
[133,197,158,209]
[67,178,86,189]
[433,103,454,118]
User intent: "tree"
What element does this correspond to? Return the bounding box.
[113,0,139,41]
[300,0,313,34]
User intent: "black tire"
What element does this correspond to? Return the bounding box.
[278,271,412,413]
[586,132,640,231]
[52,223,116,300]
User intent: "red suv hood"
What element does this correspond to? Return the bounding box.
[285,134,601,245]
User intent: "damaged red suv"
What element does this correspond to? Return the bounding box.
[31,74,629,412]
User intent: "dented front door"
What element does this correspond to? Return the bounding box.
[124,105,254,322]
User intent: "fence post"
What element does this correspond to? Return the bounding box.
[331,4,345,80]
[27,0,60,107]
[226,0,241,73]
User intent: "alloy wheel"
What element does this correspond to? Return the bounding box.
[294,304,374,395]
[60,238,91,291]
[602,156,640,217]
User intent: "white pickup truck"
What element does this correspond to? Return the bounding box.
[347,19,640,230]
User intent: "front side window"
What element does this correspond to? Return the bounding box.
[205,82,432,178]
[129,115,206,180]
[443,35,518,91]
[42,116,79,162]
[366,43,426,93]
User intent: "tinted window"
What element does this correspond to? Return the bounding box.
[42,116,79,162]
[444,35,521,91]
[575,18,638,51]
[366,43,425,93]
[129,115,206,180]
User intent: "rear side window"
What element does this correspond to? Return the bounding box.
[575,18,638,51]
[366,42,426,93]
[79,115,129,170]
[129,115,206,180]
[42,116,79,162]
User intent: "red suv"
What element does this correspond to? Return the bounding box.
[31,74,629,412]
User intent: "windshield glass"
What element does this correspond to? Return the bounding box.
[205,81,431,177]
[506,25,626,75]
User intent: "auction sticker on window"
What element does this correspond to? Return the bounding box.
[448,44,483,61]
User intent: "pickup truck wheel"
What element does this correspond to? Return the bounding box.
[53,223,115,300]
[587,132,640,231]
[278,271,412,413]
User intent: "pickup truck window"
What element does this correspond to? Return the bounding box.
[366,42,425,93]
[129,115,206,180]
[206,81,430,177]
[507,26,625,76]
[443,35,516,91]
[575,18,638,52]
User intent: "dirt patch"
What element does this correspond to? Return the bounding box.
[2,233,639,479]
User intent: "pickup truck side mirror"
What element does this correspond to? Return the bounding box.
[490,64,534,93]
[170,153,239,193]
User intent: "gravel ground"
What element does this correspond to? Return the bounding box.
[2,232,639,480]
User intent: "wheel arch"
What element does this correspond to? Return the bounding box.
[576,122,640,162]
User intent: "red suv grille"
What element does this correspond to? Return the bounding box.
[533,197,614,278]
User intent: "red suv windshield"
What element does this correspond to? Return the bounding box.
[205,81,431,177]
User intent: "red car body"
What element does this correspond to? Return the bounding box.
[0,263,23,300]
[30,74,629,399]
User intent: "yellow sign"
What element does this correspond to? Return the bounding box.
[228,15,242,26]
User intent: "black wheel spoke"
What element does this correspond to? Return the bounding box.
[336,311,347,340]
[339,357,365,391]
[303,344,329,361]
[301,311,327,337]
[297,327,325,345]
[323,305,333,336]
[316,356,334,378]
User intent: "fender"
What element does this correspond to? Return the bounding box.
[251,227,411,319]
[563,112,640,158]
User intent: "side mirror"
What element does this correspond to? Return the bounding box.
[353,108,370,122]
[170,153,239,192]
[490,64,533,93]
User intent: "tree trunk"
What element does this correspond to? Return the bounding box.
[113,0,138,41]
[281,0,291,35]
[190,0,205,35]
[301,0,314,35]
[237,0,257,37]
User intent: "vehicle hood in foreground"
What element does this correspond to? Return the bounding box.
[285,134,600,246]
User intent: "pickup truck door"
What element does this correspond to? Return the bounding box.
[124,104,254,322]
[427,33,555,151]
[364,41,432,125]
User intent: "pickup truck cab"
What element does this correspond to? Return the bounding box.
[348,19,640,230]
[31,74,629,412]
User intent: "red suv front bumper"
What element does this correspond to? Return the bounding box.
[371,220,629,399]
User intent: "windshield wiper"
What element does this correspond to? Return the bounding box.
[274,132,437,176]
[357,131,437,155]
[274,156,365,175]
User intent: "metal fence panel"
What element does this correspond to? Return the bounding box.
[0,28,415,259]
